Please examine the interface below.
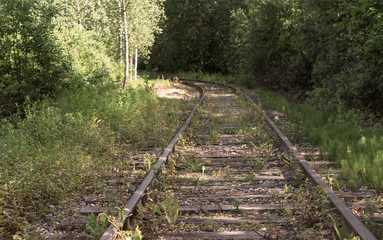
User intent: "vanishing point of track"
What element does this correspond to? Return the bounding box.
[105,79,376,239]
[49,79,377,239]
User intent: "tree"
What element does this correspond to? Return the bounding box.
[54,0,163,89]
[0,0,69,117]
[150,0,245,73]
[124,0,164,84]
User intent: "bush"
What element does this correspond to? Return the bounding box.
[0,0,69,117]
[0,79,187,238]
[55,28,122,87]
[255,87,383,191]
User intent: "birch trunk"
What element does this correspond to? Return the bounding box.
[122,0,129,89]
[130,54,133,82]
[135,47,138,81]
[118,0,123,65]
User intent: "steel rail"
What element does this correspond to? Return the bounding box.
[244,95,377,240]
[100,81,205,240]
[180,78,376,240]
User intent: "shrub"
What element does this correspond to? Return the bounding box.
[0,79,188,238]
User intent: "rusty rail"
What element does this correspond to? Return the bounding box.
[101,77,376,240]
[100,80,205,240]
[180,78,376,240]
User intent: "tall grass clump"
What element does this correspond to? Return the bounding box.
[0,79,186,238]
[253,88,383,192]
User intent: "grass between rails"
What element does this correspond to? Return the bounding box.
[132,85,346,239]
[0,77,195,238]
[253,88,383,192]
[151,71,383,191]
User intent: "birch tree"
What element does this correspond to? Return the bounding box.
[54,0,163,88]
[125,0,164,83]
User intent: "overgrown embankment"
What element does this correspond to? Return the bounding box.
[0,79,190,238]
[254,88,383,192]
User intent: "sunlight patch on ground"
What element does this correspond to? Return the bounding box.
[155,83,199,100]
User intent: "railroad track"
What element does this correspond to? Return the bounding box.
[48,79,380,239]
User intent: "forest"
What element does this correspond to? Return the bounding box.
[1,0,383,238]
[1,0,383,118]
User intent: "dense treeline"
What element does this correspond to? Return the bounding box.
[150,0,383,116]
[0,0,163,117]
[0,0,69,116]
[2,0,381,117]
[150,0,246,73]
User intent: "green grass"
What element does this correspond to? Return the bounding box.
[150,71,383,192]
[253,88,383,192]
[0,76,191,238]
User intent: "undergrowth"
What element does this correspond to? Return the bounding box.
[253,88,383,192]
[0,77,190,238]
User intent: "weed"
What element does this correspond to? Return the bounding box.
[214,200,222,212]
[325,168,341,190]
[365,199,376,213]
[142,154,153,173]
[284,208,293,218]
[160,197,180,227]
[86,212,109,239]
[329,214,355,240]
[249,157,263,170]
[108,211,144,240]
[185,157,203,172]
[243,173,255,182]
[233,199,241,212]
[210,130,219,143]
[191,177,200,190]
[225,166,234,181]
[123,226,144,240]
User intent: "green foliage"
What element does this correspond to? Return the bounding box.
[256,87,383,191]
[0,78,187,237]
[153,0,383,115]
[243,0,383,114]
[225,166,234,181]
[185,157,203,172]
[153,197,180,227]
[86,213,109,238]
[243,173,255,182]
[150,0,246,72]
[0,0,69,117]
[249,157,262,170]
[55,28,122,86]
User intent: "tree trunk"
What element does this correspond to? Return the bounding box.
[119,29,123,65]
[122,0,129,89]
[135,47,138,81]
[118,0,123,65]
[130,54,133,82]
